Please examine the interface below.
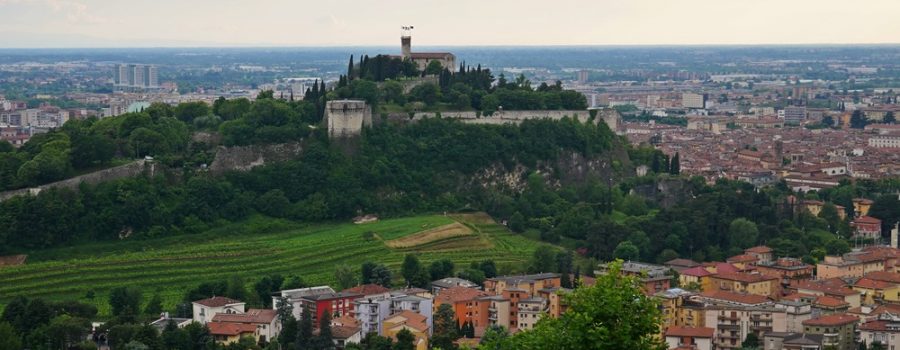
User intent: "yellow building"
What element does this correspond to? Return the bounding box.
[816,255,885,280]
[382,311,430,350]
[679,266,714,292]
[803,200,825,216]
[709,272,778,297]
[852,277,900,305]
[853,198,874,217]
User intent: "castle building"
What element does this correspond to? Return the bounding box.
[395,28,456,72]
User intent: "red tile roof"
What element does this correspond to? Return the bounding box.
[681,266,713,277]
[665,326,714,338]
[211,309,276,324]
[385,310,429,333]
[193,296,243,307]
[745,246,773,254]
[208,322,257,336]
[865,271,900,284]
[854,277,897,290]
[727,254,759,263]
[435,286,490,304]
[341,284,391,296]
[855,216,882,224]
[860,320,891,331]
[802,314,859,327]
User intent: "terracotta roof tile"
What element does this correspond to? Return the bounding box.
[385,310,429,333]
[341,284,391,296]
[865,271,900,284]
[435,286,490,304]
[681,266,713,277]
[193,296,243,307]
[713,272,777,283]
[854,277,897,290]
[665,326,715,338]
[802,314,859,327]
[208,322,257,336]
[700,290,770,305]
[211,309,276,324]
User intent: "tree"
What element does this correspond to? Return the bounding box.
[850,110,868,129]
[144,293,163,316]
[479,260,498,278]
[410,83,441,106]
[821,115,835,127]
[528,245,559,273]
[613,241,640,261]
[430,259,456,280]
[335,264,357,290]
[509,261,666,350]
[225,275,247,301]
[401,254,423,286]
[742,332,760,348]
[425,61,444,76]
[296,306,313,349]
[669,152,681,175]
[479,325,513,350]
[432,304,460,349]
[109,286,142,319]
[0,322,22,350]
[870,194,900,235]
[884,112,896,124]
[394,329,415,350]
[508,212,526,233]
[728,218,759,250]
[315,311,334,350]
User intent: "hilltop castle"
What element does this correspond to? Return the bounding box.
[393,28,456,71]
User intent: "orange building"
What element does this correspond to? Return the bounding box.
[709,272,779,297]
[433,286,491,328]
[755,257,814,286]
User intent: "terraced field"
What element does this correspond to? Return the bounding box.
[0,213,542,316]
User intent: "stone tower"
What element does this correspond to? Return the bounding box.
[401,35,412,59]
[326,100,372,138]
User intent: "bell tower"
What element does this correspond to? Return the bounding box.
[401,26,413,59]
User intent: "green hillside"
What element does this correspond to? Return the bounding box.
[0,213,541,317]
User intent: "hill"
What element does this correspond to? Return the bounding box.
[0,213,542,317]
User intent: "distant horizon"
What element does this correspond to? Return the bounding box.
[1,0,898,49]
[2,42,900,50]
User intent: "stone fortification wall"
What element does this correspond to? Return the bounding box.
[0,160,153,202]
[208,142,304,175]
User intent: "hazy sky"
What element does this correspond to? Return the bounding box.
[1,0,898,47]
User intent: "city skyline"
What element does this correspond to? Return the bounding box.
[0,0,899,48]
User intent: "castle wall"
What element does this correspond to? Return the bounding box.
[327,100,372,138]
[0,160,152,202]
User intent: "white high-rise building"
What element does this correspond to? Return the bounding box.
[115,64,159,89]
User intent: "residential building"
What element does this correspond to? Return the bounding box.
[665,326,715,350]
[680,266,714,291]
[330,315,362,349]
[192,296,246,325]
[210,308,280,344]
[702,306,787,349]
[763,332,824,350]
[783,106,807,125]
[792,280,861,309]
[858,313,900,349]
[853,198,875,217]
[382,311,430,350]
[479,295,511,329]
[744,247,775,264]
[208,322,256,345]
[852,277,900,305]
[516,297,547,331]
[297,291,362,326]
[852,216,883,240]
[755,258,814,287]
[774,300,814,333]
[666,258,702,273]
[816,255,886,280]
[433,287,491,328]
[431,277,478,295]
[597,261,672,294]
[272,286,336,320]
[802,314,859,350]
[683,93,708,109]
[483,273,561,296]
[710,272,779,297]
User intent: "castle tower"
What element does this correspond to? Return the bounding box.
[401,26,413,59]
[326,100,372,138]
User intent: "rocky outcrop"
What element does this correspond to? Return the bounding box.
[208,142,305,175]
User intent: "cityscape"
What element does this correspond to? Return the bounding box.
[0,1,899,350]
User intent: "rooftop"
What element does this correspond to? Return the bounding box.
[211,308,277,324]
[803,313,859,327]
[192,296,244,308]
[665,326,714,338]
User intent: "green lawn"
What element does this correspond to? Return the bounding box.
[0,213,542,317]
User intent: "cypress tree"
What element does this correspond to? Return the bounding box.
[348,55,355,80]
[670,152,681,175]
[296,306,313,349]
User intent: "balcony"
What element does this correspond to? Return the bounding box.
[718,315,740,321]
[718,324,740,330]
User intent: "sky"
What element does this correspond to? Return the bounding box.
[0,0,898,48]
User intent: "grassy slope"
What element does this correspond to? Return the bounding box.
[0,213,541,317]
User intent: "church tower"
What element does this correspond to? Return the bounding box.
[401,26,413,59]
